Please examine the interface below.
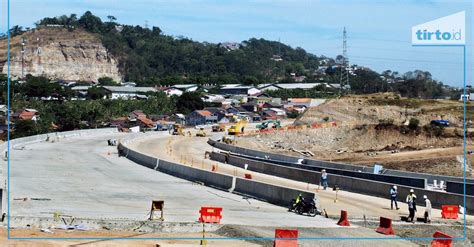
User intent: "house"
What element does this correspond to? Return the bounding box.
[270,108,287,118]
[128,110,147,121]
[169,113,186,125]
[202,94,225,103]
[263,102,283,109]
[246,112,262,122]
[185,110,218,126]
[102,86,158,99]
[157,87,183,96]
[171,84,199,92]
[109,117,129,129]
[136,116,156,129]
[12,109,40,121]
[262,110,278,120]
[220,85,261,95]
[241,102,259,112]
[203,107,227,121]
[71,86,92,98]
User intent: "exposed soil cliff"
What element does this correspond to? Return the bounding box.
[0,27,122,82]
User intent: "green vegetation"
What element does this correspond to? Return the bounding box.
[176,92,205,114]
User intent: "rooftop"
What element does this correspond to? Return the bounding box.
[103,86,158,93]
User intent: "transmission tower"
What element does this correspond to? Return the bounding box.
[339,27,349,93]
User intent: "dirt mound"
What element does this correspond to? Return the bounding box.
[297,93,465,127]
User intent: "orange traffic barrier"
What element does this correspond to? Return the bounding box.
[441,205,458,219]
[431,231,452,247]
[244,173,252,179]
[376,217,394,235]
[198,207,223,224]
[274,229,298,247]
[337,210,350,226]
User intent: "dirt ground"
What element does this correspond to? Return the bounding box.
[236,93,474,177]
[0,227,260,247]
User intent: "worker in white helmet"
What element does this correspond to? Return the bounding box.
[423,195,432,223]
[406,189,417,223]
[390,185,400,210]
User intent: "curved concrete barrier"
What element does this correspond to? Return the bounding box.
[118,135,314,208]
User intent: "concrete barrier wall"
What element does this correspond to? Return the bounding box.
[211,152,474,210]
[234,178,314,207]
[446,181,474,196]
[214,152,426,189]
[208,138,474,185]
[1,128,119,155]
[120,137,315,208]
[158,160,233,190]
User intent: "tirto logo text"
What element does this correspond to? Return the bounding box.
[415,29,462,41]
[412,11,465,45]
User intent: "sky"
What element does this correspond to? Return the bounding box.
[1,0,472,87]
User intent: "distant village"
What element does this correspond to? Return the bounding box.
[0,82,335,134]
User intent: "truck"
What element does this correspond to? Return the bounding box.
[212,124,226,132]
[430,120,450,127]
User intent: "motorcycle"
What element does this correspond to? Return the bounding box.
[295,198,320,217]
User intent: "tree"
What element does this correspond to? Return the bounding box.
[78,11,103,33]
[107,15,117,22]
[98,76,118,86]
[176,92,204,114]
[408,118,419,130]
[12,120,37,138]
[87,86,107,100]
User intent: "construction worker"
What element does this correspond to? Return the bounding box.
[390,185,400,210]
[423,195,431,223]
[406,189,417,223]
[321,169,328,190]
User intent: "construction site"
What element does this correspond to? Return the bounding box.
[0,93,473,246]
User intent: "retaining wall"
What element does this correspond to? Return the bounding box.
[210,151,474,210]
[446,181,474,196]
[212,152,426,189]
[208,138,474,185]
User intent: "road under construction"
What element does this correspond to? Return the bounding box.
[1,126,473,246]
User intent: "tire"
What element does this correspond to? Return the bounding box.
[297,207,304,215]
[309,207,317,217]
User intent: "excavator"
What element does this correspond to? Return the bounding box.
[172,124,185,136]
[227,118,248,135]
[256,120,281,130]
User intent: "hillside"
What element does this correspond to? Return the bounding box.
[238,93,473,177]
[0,28,122,82]
[1,12,320,84]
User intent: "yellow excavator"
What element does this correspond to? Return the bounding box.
[227,118,248,135]
[172,124,184,136]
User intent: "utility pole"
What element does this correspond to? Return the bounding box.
[339,27,349,94]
